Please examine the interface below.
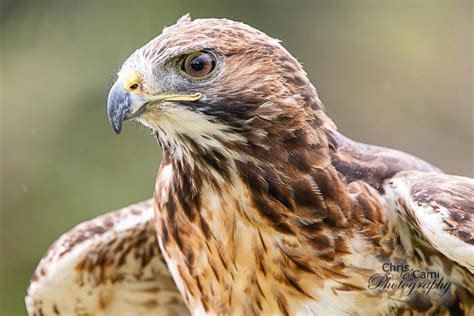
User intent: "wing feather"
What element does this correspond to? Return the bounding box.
[26,199,189,316]
[385,171,474,273]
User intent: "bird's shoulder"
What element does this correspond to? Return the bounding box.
[329,132,441,191]
[384,171,473,272]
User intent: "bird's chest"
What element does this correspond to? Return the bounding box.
[153,164,443,315]
[154,178,255,312]
[153,169,337,315]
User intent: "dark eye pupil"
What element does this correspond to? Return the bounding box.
[190,58,205,71]
[182,51,216,78]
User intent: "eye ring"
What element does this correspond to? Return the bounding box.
[181,51,216,78]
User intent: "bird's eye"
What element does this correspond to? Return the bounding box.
[181,51,216,78]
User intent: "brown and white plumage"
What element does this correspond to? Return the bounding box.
[386,171,473,274]
[26,200,188,315]
[28,15,473,315]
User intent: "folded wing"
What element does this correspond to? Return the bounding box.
[385,171,474,274]
[26,199,189,316]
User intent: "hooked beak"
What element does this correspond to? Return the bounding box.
[106,79,202,134]
[107,81,146,134]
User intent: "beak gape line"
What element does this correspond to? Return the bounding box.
[107,80,201,134]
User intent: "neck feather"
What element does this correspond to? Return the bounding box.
[156,113,349,233]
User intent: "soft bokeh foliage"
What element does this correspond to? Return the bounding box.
[1,1,472,315]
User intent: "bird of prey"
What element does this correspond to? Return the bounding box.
[27,15,473,316]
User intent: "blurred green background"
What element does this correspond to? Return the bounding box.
[1,0,472,315]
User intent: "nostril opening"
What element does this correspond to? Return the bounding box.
[129,83,139,90]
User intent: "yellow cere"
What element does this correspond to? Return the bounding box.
[121,70,141,92]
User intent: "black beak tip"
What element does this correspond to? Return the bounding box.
[107,105,124,134]
[111,120,122,134]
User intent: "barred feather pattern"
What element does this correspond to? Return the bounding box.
[26,200,188,316]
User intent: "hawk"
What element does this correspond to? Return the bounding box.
[27,15,473,315]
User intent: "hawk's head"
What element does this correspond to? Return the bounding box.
[108,15,334,162]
